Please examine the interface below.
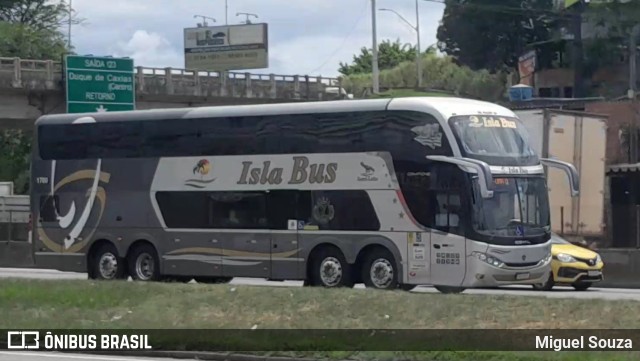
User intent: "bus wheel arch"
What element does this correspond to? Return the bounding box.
[87,239,127,281]
[357,245,400,290]
[127,240,161,282]
[306,243,354,288]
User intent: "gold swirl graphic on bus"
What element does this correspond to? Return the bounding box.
[38,169,111,253]
[167,247,300,259]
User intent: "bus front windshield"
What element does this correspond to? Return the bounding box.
[471,177,550,238]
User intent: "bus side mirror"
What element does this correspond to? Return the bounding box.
[426,155,494,199]
[540,158,580,197]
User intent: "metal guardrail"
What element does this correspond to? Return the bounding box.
[0,211,29,242]
[0,57,344,101]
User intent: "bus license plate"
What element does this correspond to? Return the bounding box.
[516,273,530,280]
[588,271,601,277]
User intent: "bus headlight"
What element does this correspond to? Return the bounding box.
[472,252,505,268]
[556,253,576,263]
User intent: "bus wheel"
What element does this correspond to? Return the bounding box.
[128,244,160,282]
[362,248,398,290]
[434,286,465,294]
[91,243,126,281]
[310,247,354,288]
[194,277,233,284]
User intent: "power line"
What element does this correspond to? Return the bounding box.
[306,0,369,75]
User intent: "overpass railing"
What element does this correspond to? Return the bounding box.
[0,57,344,101]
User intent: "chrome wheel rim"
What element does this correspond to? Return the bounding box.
[135,253,155,280]
[98,252,118,279]
[320,257,342,286]
[370,258,394,288]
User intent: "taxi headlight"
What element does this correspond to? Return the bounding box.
[557,253,576,263]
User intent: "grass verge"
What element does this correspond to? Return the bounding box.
[1,279,639,360]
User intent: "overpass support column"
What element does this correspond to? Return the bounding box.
[12,58,21,88]
[293,75,300,100]
[317,77,323,101]
[219,71,228,97]
[269,74,276,99]
[245,73,253,98]
[136,66,145,93]
[164,67,174,95]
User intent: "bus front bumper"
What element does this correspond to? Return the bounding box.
[464,257,552,288]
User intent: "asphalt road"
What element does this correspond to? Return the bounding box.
[0,351,187,361]
[2,267,640,301]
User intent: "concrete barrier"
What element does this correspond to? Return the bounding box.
[0,241,34,267]
[598,249,640,288]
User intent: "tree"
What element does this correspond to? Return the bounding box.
[436,0,556,72]
[0,0,73,32]
[0,22,68,59]
[0,130,31,194]
[0,0,78,59]
[338,39,418,76]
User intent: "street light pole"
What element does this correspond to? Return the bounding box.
[371,0,380,94]
[379,2,422,88]
[68,0,72,49]
[415,0,422,89]
[194,15,217,27]
[225,0,228,25]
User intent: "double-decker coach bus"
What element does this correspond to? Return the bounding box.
[30,97,579,293]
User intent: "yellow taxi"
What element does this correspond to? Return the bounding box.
[532,233,604,291]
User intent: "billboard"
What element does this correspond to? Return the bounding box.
[184,23,268,72]
[518,50,537,86]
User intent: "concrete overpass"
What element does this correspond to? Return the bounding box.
[0,57,345,131]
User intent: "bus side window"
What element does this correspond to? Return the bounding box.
[208,192,267,229]
[39,195,59,223]
[265,191,312,230]
[308,190,380,231]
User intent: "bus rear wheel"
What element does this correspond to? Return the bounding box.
[361,248,399,290]
[310,247,354,288]
[128,244,161,281]
[194,277,233,284]
[90,243,127,281]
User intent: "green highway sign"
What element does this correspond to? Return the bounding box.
[65,55,135,113]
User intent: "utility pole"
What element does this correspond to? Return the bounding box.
[225,0,228,25]
[68,0,72,49]
[629,24,640,163]
[571,0,585,98]
[415,0,422,89]
[371,0,380,94]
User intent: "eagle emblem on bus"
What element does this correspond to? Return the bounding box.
[185,159,216,189]
[411,123,442,149]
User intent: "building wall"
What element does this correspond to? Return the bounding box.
[585,100,639,165]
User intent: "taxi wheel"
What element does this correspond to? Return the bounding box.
[572,282,591,291]
[532,272,554,291]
